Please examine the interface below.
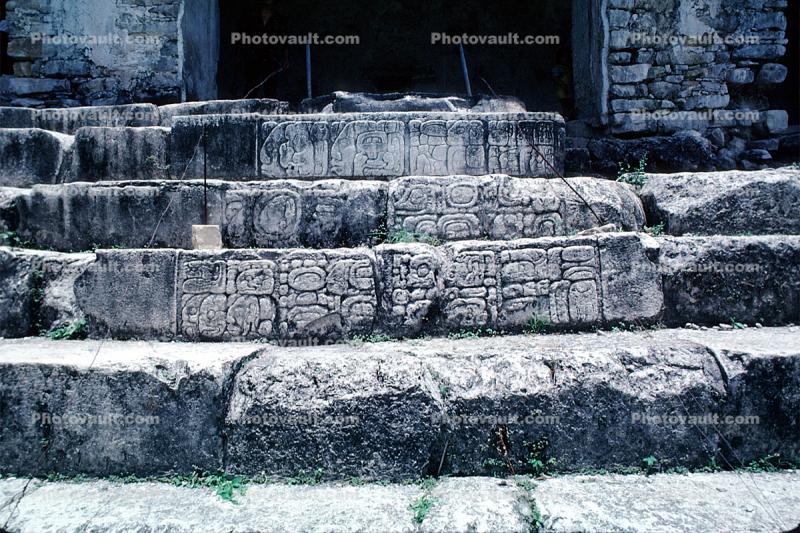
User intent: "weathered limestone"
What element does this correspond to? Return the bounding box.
[66,234,662,341]
[11,176,640,251]
[388,175,644,240]
[170,112,566,180]
[534,472,800,532]
[0,248,92,337]
[0,328,797,479]
[13,180,386,251]
[0,128,73,186]
[659,236,800,326]
[157,98,290,127]
[640,168,800,235]
[71,127,171,182]
[300,91,527,113]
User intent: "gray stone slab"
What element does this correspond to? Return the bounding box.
[0,107,37,128]
[158,98,290,127]
[17,181,220,251]
[34,104,160,134]
[301,91,527,114]
[0,328,798,479]
[659,235,800,326]
[74,249,178,340]
[0,128,73,187]
[534,472,800,532]
[388,175,644,241]
[170,112,565,180]
[71,126,171,182]
[640,168,800,235]
[0,339,260,477]
[0,247,92,337]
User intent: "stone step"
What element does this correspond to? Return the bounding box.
[0,328,797,480]
[3,234,800,341]
[170,112,565,181]
[0,99,289,133]
[0,111,565,186]
[2,472,799,532]
[3,176,643,251]
[639,167,800,236]
[1,232,662,340]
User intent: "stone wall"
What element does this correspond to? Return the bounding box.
[606,0,789,138]
[1,0,182,106]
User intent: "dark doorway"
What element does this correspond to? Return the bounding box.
[217,0,574,114]
[773,0,799,125]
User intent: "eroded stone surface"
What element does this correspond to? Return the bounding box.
[388,175,644,241]
[170,112,565,180]
[71,126,171,182]
[534,472,800,532]
[300,91,527,114]
[659,236,800,326]
[640,168,800,235]
[0,129,73,187]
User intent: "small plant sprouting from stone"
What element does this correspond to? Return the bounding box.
[350,333,394,344]
[166,470,247,503]
[286,467,324,486]
[410,477,438,524]
[645,222,665,237]
[616,153,649,187]
[386,229,441,246]
[525,437,557,477]
[527,498,546,533]
[528,315,551,334]
[642,455,660,476]
[45,319,88,340]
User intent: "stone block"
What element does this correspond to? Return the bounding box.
[386,176,644,242]
[640,168,800,236]
[0,106,37,128]
[75,249,178,339]
[763,110,788,134]
[0,128,73,187]
[170,112,566,180]
[609,64,651,84]
[71,127,170,182]
[299,91,526,114]
[16,181,219,251]
[757,63,788,85]
[35,104,160,134]
[157,98,290,127]
[659,236,800,326]
[192,225,222,250]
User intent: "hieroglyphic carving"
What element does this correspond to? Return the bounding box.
[330,120,404,177]
[379,247,442,333]
[260,122,329,178]
[389,176,566,241]
[488,120,559,175]
[409,119,485,175]
[442,241,601,329]
[178,251,378,340]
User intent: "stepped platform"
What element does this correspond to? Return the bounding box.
[1,472,798,532]
[2,176,642,251]
[0,111,565,186]
[0,328,797,480]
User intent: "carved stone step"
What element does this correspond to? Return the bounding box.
[4,235,799,341]
[5,176,642,251]
[170,112,566,181]
[0,328,797,478]
[0,128,73,187]
[0,233,662,340]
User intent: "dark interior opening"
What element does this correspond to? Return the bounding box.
[0,0,11,76]
[217,0,573,115]
[774,0,799,125]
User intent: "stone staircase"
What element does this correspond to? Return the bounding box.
[0,98,798,531]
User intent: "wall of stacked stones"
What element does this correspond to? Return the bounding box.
[607,0,789,138]
[1,0,182,106]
